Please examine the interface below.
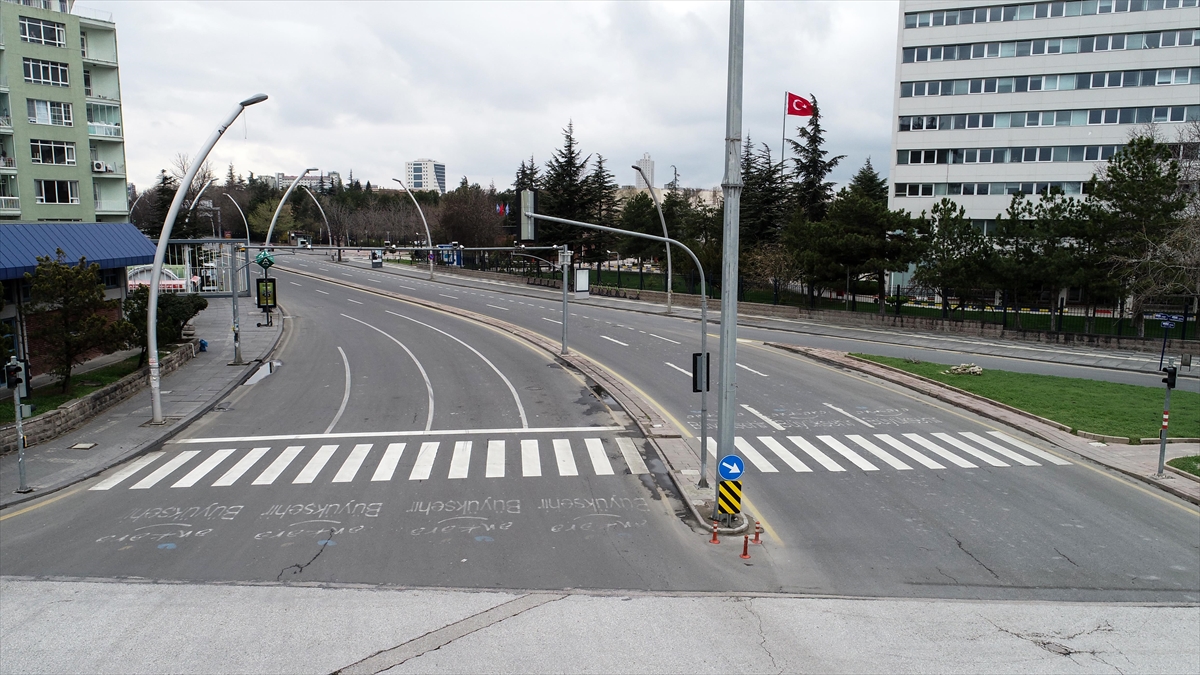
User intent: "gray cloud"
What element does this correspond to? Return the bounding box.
[95,0,898,193]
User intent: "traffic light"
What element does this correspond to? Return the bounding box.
[1162,366,1177,389]
[5,361,22,390]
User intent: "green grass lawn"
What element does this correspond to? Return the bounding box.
[852,354,1199,442]
[1,355,144,426]
[1166,456,1200,477]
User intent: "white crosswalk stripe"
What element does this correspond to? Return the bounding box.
[93,430,1069,492]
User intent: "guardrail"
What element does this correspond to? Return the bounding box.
[0,196,19,210]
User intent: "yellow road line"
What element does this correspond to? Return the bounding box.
[0,486,85,522]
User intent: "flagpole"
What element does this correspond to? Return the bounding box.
[781,91,787,170]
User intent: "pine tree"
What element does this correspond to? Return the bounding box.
[538,122,592,248]
[787,95,845,223]
[847,157,888,205]
[739,140,791,247]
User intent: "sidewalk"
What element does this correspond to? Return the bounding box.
[0,295,284,509]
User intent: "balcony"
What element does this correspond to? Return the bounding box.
[95,199,127,213]
[0,196,19,212]
[88,123,122,138]
[0,116,11,131]
[0,157,15,172]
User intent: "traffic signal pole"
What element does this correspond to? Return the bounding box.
[6,357,30,493]
[1156,359,1177,477]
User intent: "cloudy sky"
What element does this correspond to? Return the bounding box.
[90,1,900,193]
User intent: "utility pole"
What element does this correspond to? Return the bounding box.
[715,0,745,516]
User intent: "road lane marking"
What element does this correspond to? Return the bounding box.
[601,335,629,346]
[902,434,977,468]
[294,445,338,483]
[90,453,165,490]
[325,347,352,434]
[319,268,330,271]
[665,362,691,376]
[959,432,1041,466]
[486,304,510,311]
[399,285,417,290]
[347,299,364,304]
[987,431,1072,465]
[817,436,878,471]
[786,437,845,471]
[741,404,785,431]
[734,437,778,472]
[874,434,944,469]
[522,439,541,477]
[757,437,810,472]
[387,311,528,428]
[315,289,330,295]
[448,441,473,479]
[0,486,86,521]
[333,444,372,482]
[585,438,614,475]
[171,449,235,488]
[439,293,458,299]
[253,446,304,484]
[409,442,439,480]
[736,363,769,377]
[486,440,505,478]
[372,443,405,481]
[542,317,562,325]
[342,273,354,277]
[616,437,650,475]
[822,402,874,428]
[342,314,434,432]
[648,333,680,344]
[368,279,381,283]
[290,282,302,286]
[171,425,624,444]
[554,439,578,476]
[130,451,200,489]
[213,448,270,486]
[847,435,911,470]
[933,433,1011,467]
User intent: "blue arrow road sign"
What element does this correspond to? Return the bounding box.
[1161,321,1176,329]
[1154,313,1185,321]
[718,454,745,481]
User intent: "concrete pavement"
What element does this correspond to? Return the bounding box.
[0,294,284,509]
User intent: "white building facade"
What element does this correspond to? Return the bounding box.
[888,0,1199,233]
[634,153,654,188]
[405,158,445,194]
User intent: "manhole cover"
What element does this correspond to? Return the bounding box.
[69,442,97,450]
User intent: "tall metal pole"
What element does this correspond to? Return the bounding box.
[301,186,331,246]
[527,212,710,488]
[228,242,243,365]
[146,94,267,423]
[560,246,570,355]
[633,164,672,313]
[716,0,745,515]
[393,178,435,280]
[264,168,318,247]
[184,178,214,236]
[9,357,29,493]
[224,193,252,293]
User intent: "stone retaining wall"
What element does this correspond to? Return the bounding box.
[1,340,199,454]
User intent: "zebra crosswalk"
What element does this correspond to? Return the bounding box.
[704,430,1069,474]
[89,436,652,492]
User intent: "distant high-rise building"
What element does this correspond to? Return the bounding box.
[405,158,446,194]
[634,153,654,188]
[0,0,129,221]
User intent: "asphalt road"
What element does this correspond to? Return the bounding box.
[2,254,1196,604]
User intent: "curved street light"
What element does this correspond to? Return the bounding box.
[185,178,215,237]
[633,164,672,313]
[392,177,434,280]
[300,186,331,247]
[146,93,268,423]
[264,167,318,247]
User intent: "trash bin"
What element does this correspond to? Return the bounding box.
[199,339,208,352]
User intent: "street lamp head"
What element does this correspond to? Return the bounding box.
[631,165,643,173]
[304,167,319,174]
[239,93,268,106]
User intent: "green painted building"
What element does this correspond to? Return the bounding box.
[0,0,127,222]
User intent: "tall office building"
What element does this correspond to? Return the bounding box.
[889,0,1199,231]
[405,158,446,194]
[0,0,128,222]
[634,152,654,188]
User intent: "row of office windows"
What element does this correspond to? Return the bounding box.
[30,140,77,166]
[34,180,79,205]
[26,99,72,126]
[19,16,66,47]
[894,181,1089,197]
[905,0,1195,27]
[901,29,1198,63]
[23,58,69,87]
[901,67,1199,97]
[898,105,1200,131]
[898,144,1128,165]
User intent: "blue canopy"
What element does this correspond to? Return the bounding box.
[0,222,157,281]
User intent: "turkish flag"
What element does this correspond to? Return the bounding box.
[786,92,812,116]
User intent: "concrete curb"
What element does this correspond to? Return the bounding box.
[766,343,1200,506]
[283,265,748,532]
[0,305,289,511]
[1165,465,1200,484]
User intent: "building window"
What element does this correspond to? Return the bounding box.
[904,0,1198,28]
[34,180,80,204]
[80,32,88,57]
[26,99,73,127]
[30,140,76,166]
[900,29,1198,64]
[899,106,1199,131]
[19,16,67,47]
[83,70,92,96]
[900,69,1200,97]
[23,58,69,87]
[85,103,121,136]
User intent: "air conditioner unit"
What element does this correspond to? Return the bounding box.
[92,161,106,172]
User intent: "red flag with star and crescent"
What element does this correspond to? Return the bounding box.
[786,92,812,116]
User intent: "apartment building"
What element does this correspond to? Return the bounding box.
[889,0,1199,231]
[405,158,446,194]
[0,0,127,222]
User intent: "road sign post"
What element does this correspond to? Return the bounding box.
[1157,359,1177,477]
[6,357,30,493]
[717,480,742,519]
[559,246,570,355]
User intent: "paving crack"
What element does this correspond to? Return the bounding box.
[987,618,1118,666]
[1053,547,1080,567]
[953,536,1000,580]
[741,598,782,674]
[276,528,335,582]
